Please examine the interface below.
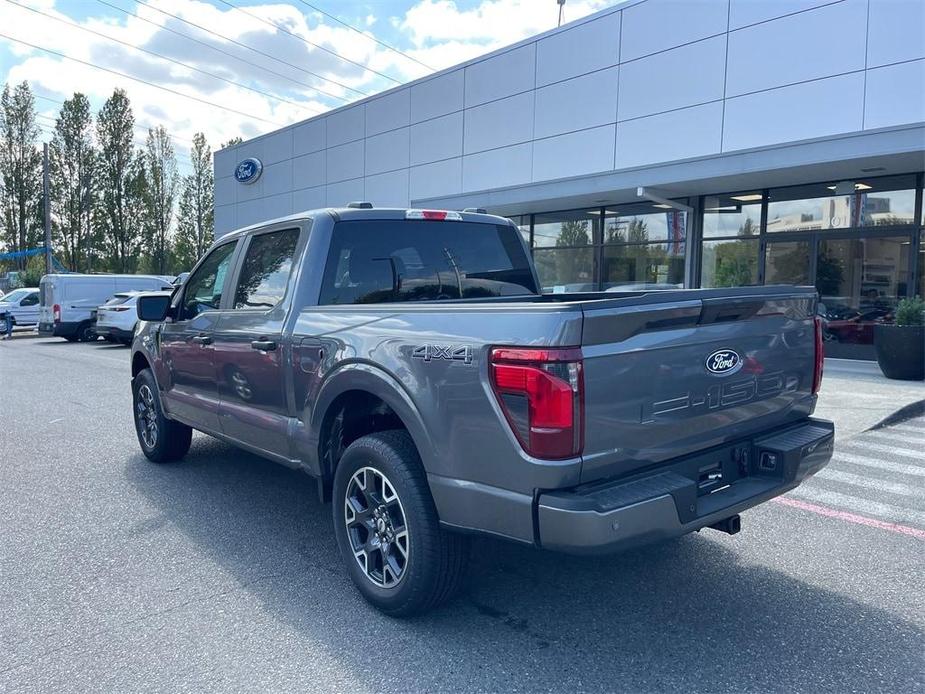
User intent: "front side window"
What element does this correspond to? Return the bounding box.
[233,228,301,309]
[319,220,536,305]
[21,292,39,306]
[180,241,238,320]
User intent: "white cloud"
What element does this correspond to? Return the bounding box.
[2,0,619,169]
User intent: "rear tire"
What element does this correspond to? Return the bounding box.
[332,430,468,617]
[132,368,192,463]
[76,321,96,342]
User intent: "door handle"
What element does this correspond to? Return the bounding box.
[251,339,277,351]
[191,334,212,345]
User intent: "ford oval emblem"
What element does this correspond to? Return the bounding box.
[234,157,263,184]
[705,349,742,376]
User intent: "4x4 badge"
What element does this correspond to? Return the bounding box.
[412,344,473,364]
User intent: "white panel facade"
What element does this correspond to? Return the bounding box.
[217,0,922,235]
[618,36,725,121]
[864,60,925,130]
[723,72,865,151]
[534,67,618,139]
[410,112,463,166]
[616,101,723,168]
[620,0,728,62]
[463,92,534,155]
[365,127,410,176]
[365,89,411,137]
[725,0,867,97]
[464,44,535,107]
[409,158,462,200]
[535,10,620,86]
[533,125,616,181]
[867,0,925,68]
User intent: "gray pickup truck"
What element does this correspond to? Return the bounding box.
[131,206,834,615]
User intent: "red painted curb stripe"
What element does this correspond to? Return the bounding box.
[773,497,925,540]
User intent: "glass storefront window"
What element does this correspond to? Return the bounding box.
[603,203,687,246]
[817,236,911,349]
[533,209,598,248]
[602,242,685,290]
[701,238,760,287]
[765,241,811,285]
[533,246,595,293]
[703,192,762,239]
[767,175,917,232]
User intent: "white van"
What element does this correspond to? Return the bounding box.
[39,274,174,342]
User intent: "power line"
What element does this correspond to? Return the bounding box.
[33,93,196,145]
[126,0,369,99]
[0,33,285,126]
[215,0,403,85]
[5,0,321,116]
[294,0,433,72]
[35,117,194,165]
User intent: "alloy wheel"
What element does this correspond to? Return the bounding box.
[344,467,409,588]
[136,384,158,449]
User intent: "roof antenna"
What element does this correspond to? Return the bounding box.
[557,0,566,27]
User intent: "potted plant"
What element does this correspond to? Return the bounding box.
[874,296,924,381]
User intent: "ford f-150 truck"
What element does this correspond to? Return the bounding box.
[130,206,834,616]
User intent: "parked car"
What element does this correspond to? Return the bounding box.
[0,287,40,330]
[130,206,833,616]
[93,292,145,345]
[38,274,174,342]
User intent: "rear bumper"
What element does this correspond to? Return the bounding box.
[93,325,134,340]
[537,418,834,554]
[38,321,80,337]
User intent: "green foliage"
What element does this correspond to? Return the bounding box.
[711,240,758,287]
[895,296,924,327]
[174,132,214,272]
[142,125,179,275]
[18,253,46,286]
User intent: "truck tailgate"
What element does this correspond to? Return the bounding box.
[579,287,819,483]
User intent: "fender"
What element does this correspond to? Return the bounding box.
[294,361,437,480]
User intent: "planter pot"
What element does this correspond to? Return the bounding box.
[874,324,924,381]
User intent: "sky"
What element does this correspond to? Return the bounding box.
[0,0,615,173]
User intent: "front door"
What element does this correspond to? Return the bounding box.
[160,240,238,431]
[212,227,302,458]
[18,291,40,324]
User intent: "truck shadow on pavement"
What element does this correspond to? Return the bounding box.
[125,436,922,693]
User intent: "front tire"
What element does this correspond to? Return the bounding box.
[333,431,468,617]
[132,368,192,463]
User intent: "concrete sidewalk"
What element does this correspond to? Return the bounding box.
[816,358,924,439]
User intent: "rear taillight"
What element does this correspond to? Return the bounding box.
[812,315,824,394]
[53,303,61,323]
[490,347,584,459]
[112,306,131,312]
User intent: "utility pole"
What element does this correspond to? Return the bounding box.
[43,142,52,275]
[557,0,566,27]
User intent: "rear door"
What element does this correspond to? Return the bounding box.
[579,288,819,482]
[211,226,303,458]
[159,240,239,431]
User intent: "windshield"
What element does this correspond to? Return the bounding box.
[1,289,30,303]
[319,220,537,305]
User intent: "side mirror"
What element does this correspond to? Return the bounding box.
[137,293,174,322]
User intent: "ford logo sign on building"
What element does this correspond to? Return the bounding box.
[705,349,742,376]
[235,157,263,185]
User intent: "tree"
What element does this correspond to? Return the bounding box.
[174,132,214,271]
[142,125,178,274]
[0,82,42,266]
[221,136,243,148]
[50,93,95,271]
[97,89,140,273]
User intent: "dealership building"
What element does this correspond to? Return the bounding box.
[214,0,924,360]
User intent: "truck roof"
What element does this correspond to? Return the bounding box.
[222,207,510,242]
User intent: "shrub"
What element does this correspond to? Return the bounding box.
[895,296,924,327]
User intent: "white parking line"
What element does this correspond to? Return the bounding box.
[788,486,925,528]
[833,453,925,477]
[842,441,924,462]
[814,468,919,498]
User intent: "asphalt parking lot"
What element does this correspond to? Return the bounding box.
[1,338,923,693]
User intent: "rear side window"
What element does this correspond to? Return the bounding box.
[319,220,536,305]
[103,294,132,307]
[233,228,300,309]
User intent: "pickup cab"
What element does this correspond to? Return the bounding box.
[130,206,834,616]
